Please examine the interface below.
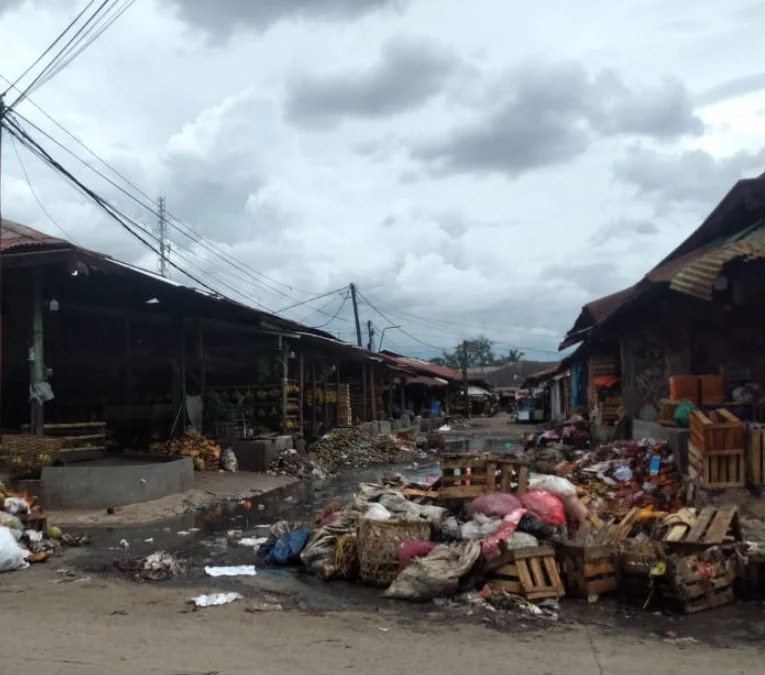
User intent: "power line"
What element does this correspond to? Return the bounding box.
[8,132,76,243]
[276,286,348,314]
[297,291,351,324]
[310,291,350,329]
[2,0,99,95]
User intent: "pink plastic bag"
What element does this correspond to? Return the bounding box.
[481,509,527,560]
[398,540,438,572]
[520,490,566,527]
[562,494,588,523]
[467,493,522,520]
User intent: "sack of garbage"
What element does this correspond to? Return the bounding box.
[517,513,558,540]
[459,513,502,540]
[520,490,566,527]
[4,497,30,515]
[467,493,522,520]
[377,493,447,524]
[528,475,576,498]
[301,513,357,580]
[0,512,23,532]
[0,526,29,573]
[384,541,481,601]
[365,503,392,521]
[561,494,588,523]
[399,540,439,572]
[221,447,238,472]
[481,509,527,560]
[440,516,462,541]
[504,532,539,549]
[261,529,312,565]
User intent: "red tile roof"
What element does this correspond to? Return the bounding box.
[1,219,69,252]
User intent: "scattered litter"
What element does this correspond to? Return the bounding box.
[378,627,390,633]
[205,565,258,577]
[141,551,186,581]
[221,447,239,472]
[61,533,90,547]
[245,601,283,613]
[176,531,190,537]
[0,526,30,572]
[239,537,269,550]
[144,538,154,544]
[190,592,243,608]
[119,539,130,549]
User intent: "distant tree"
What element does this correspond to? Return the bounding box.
[428,336,523,369]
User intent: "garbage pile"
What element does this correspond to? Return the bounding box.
[268,428,418,479]
[245,444,755,616]
[0,482,78,573]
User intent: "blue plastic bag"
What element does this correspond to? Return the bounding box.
[261,529,311,565]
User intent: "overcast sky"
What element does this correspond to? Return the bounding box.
[1,0,764,359]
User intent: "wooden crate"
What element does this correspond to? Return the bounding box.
[688,442,745,489]
[558,543,618,597]
[658,552,736,614]
[658,399,681,427]
[664,506,742,551]
[617,540,666,607]
[439,453,528,499]
[748,428,765,486]
[690,409,744,453]
[486,545,565,601]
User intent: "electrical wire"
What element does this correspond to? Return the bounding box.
[2,0,99,96]
[276,286,349,314]
[298,291,351,324]
[310,292,350,329]
[10,0,118,109]
[8,133,77,243]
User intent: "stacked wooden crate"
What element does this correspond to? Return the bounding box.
[588,355,616,410]
[689,409,745,489]
[336,384,352,427]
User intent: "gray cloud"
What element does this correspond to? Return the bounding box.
[284,40,461,128]
[411,63,702,177]
[539,261,628,297]
[589,218,660,246]
[696,73,765,106]
[613,146,765,207]
[165,0,405,37]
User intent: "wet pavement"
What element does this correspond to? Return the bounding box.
[51,432,765,650]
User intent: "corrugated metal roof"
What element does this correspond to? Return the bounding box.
[1,219,69,252]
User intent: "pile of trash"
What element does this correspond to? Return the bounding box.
[267,449,326,480]
[309,428,417,472]
[150,430,233,472]
[0,483,76,573]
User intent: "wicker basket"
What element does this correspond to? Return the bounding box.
[1,434,62,475]
[357,517,432,587]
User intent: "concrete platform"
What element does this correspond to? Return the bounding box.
[633,419,690,474]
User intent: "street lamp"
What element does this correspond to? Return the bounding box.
[378,325,401,351]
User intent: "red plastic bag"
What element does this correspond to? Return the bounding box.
[520,490,566,527]
[467,493,522,520]
[398,540,438,572]
[481,509,527,560]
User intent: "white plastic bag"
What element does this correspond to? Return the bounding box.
[221,447,238,472]
[4,497,29,515]
[529,475,577,498]
[0,526,29,573]
[365,503,392,520]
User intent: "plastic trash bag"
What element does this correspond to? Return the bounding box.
[3,497,29,515]
[467,493,522,520]
[460,513,502,540]
[0,526,29,573]
[562,494,588,523]
[399,540,439,572]
[517,513,558,540]
[528,475,577,498]
[674,400,696,428]
[383,541,481,601]
[261,529,312,565]
[365,503,392,521]
[481,509,527,559]
[0,512,23,531]
[520,490,566,527]
[221,447,238,472]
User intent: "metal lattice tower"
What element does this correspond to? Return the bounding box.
[157,195,171,277]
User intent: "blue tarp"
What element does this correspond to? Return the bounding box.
[571,358,588,410]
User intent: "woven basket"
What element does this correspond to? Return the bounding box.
[1,434,62,475]
[358,517,432,587]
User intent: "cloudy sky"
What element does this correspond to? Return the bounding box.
[1,0,764,359]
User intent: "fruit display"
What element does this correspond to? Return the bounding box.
[150,429,221,471]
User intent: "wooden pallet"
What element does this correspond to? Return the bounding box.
[663,507,742,553]
[439,453,528,499]
[748,428,765,486]
[558,543,618,597]
[486,545,564,601]
[688,442,745,489]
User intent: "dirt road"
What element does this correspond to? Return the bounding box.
[1,563,761,675]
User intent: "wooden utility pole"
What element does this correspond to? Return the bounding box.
[366,320,375,351]
[349,283,362,347]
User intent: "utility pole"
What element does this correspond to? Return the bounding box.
[462,341,470,418]
[157,195,170,277]
[366,320,375,351]
[349,283,362,347]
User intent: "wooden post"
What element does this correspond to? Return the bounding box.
[30,267,44,435]
[370,364,377,420]
[362,361,368,422]
[335,361,341,429]
[311,360,317,435]
[400,377,406,411]
[323,363,329,430]
[298,351,305,435]
[388,371,393,419]
[281,340,289,434]
[124,318,131,402]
